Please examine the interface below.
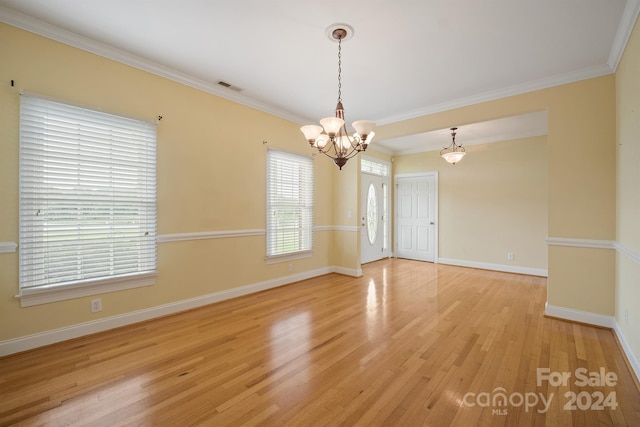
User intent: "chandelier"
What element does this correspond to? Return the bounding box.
[440,127,466,165]
[300,25,375,170]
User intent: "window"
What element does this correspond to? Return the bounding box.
[18,95,157,304]
[361,158,389,177]
[266,150,313,259]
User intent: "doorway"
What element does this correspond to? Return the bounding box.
[360,158,391,264]
[395,173,438,262]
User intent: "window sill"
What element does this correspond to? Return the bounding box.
[15,272,157,307]
[265,251,312,265]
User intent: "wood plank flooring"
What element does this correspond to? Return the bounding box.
[1,259,639,426]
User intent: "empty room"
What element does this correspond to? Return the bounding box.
[1,1,639,425]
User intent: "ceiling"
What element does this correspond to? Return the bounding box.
[1,0,637,154]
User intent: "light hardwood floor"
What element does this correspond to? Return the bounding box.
[1,259,639,426]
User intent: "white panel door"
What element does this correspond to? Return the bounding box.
[395,174,437,262]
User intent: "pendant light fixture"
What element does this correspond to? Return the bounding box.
[300,24,375,170]
[440,127,466,165]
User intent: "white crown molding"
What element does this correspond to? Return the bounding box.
[0,6,312,125]
[0,242,17,254]
[608,0,640,71]
[377,64,613,125]
[615,241,640,265]
[545,302,614,328]
[2,4,633,128]
[438,257,548,277]
[546,237,616,250]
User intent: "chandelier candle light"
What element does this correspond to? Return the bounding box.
[300,24,375,169]
[440,127,466,165]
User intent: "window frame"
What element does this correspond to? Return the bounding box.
[265,150,314,263]
[17,94,157,307]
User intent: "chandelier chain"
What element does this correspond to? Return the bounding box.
[337,37,342,103]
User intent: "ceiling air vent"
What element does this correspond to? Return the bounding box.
[217,81,242,92]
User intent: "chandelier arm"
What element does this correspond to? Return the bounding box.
[299,25,375,169]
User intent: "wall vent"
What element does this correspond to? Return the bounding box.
[217,81,242,92]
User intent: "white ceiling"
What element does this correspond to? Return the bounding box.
[1,0,637,154]
[383,110,548,155]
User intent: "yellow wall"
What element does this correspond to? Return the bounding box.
[394,136,548,271]
[377,75,617,316]
[0,14,630,358]
[0,23,339,340]
[615,15,640,365]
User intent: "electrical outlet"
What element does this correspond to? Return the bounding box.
[90,298,102,313]
[507,252,514,261]
[288,263,293,272]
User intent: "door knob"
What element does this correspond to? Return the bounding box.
[430,221,435,225]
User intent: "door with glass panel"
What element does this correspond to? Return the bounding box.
[360,158,390,264]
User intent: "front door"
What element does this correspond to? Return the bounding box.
[395,173,437,262]
[361,173,388,264]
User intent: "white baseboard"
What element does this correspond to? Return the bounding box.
[438,257,548,277]
[0,265,352,357]
[332,266,363,277]
[544,302,615,328]
[545,303,640,384]
[613,320,640,384]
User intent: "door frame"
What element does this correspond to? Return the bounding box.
[360,156,392,264]
[394,172,439,263]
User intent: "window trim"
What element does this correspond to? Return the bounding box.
[265,149,314,262]
[15,272,156,307]
[17,94,157,306]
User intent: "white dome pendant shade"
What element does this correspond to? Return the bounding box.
[440,127,466,165]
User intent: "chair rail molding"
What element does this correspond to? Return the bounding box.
[0,242,17,253]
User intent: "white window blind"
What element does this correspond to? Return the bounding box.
[266,150,313,258]
[19,95,157,291]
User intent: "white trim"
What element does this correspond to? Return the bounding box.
[613,320,640,384]
[544,302,614,328]
[332,266,363,277]
[15,273,156,307]
[376,64,613,125]
[157,229,265,243]
[0,242,17,254]
[333,225,360,232]
[546,237,616,250]
[0,7,312,125]
[3,3,636,128]
[438,257,548,277]
[264,251,312,264]
[616,241,640,265]
[545,303,640,383]
[157,227,357,244]
[0,265,362,357]
[608,0,640,71]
